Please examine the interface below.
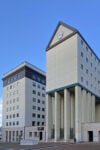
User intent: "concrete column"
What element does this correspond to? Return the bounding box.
[82,89,86,122]
[64,89,70,141]
[55,91,60,141]
[46,94,52,141]
[60,96,64,132]
[92,95,95,122]
[70,94,75,138]
[75,86,82,142]
[87,92,91,122]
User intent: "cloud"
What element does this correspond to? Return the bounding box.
[0,98,2,127]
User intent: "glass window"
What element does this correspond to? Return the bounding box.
[29,132,32,137]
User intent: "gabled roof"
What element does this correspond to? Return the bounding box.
[46,21,79,51]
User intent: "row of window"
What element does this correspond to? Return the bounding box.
[81,76,100,94]
[32,90,45,97]
[6,105,19,112]
[6,113,19,119]
[6,90,19,98]
[81,64,100,83]
[33,98,45,104]
[32,113,45,119]
[6,82,20,91]
[6,97,19,105]
[32,121,45,126]
[33,82,45,90]
[32,106,45,111]
[81,39,99,63]
[81,52,99,73]
[6,121,19,126]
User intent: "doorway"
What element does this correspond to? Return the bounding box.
[88,131,93,142]
[39,132,42,140]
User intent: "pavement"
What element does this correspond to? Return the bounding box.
[0,142,100,150]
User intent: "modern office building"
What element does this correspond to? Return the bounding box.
[46,21,100,142]
[2,61,46,143]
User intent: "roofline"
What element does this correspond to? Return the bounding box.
[46,21,100,62]
[3,61,46,79]
[46,21,78,50]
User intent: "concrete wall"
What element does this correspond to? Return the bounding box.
[47,34,78,92]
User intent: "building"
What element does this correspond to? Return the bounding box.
[2,61,46,143]
[46,21,100,142]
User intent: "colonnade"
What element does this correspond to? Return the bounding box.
[46,86,95,142]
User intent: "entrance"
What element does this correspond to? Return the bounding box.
[39,132,42,140]
[88,131,93,142]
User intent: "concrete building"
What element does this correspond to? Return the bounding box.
[2,61,46,143]
[46,21,100,142]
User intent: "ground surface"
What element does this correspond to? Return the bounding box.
[0,142,100,150]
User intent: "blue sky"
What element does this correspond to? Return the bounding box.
[0,0,100,120]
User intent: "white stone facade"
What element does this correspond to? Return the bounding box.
[2,61,46,143]
[46,21,100,142]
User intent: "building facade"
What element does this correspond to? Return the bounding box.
[2,61,46,143]
[46,22,100,142]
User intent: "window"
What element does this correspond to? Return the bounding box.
[9,122,11,126]
[42,101,45,104]
[33,90,36,94]
[37,107,40,111]
[42,122,44,126]
[86,69,88,74]
[37,122,40,126]
[81,77,84,82]
[10,115,12,118]
[86,46,88,51]
[86,57,88,63]
[81,64,83,70]
[33,106,36,110]
[13,122,15,126]
[42,86,45,90]
[86,81,88,86]
[29,132,32,137]
[10,85,12,89]
[33,82,36,87]
[91,63,92,67]
[32,121,35,126]
[37,84,40,89]
[17,113,19,117]
[6,122,8,126]
[16,121,19,125]
[81,52,83,57]
[34,132,37,137]
[16,105,19,109]
[33,98,36,102]
[13,99,15,103]
[13,114,15,118]
[37,114,40,118]
[38,99,40,103]
[32,113,36,117]
[37,92,40,96]
[81,40,83,45]
[42,108,45,112]
[42,93,45,97]
[6,115,8,119]
[42,115,45,119]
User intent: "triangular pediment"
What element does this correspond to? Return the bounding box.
[46,21,78,51]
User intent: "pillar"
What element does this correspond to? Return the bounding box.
[55,91,60,141]
[64,89,70,141]
[81,89,86,122]
[60,96,64,138]
[70,94,75,138]
[75,86,82,142]
[91,95,95,122]
[46,94,52,141]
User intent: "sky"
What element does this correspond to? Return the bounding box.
[0,0,100,126]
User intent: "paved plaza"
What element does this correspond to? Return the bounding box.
[0,142,100,150]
